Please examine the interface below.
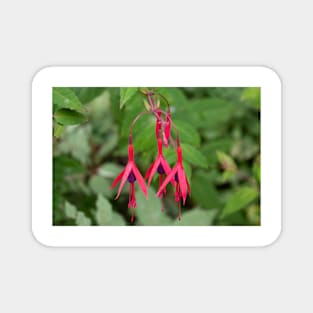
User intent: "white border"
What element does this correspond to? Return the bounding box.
[32,66,282,247]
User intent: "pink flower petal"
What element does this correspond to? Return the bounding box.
[147,157,161,186]
[160,157,175,186]
[156,165,178,197]
[177,165,187,205]
[132,164,148,198]
[110,168,125,189]
[144,161,155,180]
[115,163,132,200]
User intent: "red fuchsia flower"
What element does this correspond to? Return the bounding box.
[156,143,190,220]
[163,108,171,148]
[110,139,148,223]
[155,109,162,139]
[145,138,174,211]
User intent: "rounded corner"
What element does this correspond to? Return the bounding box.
[32,66,55,86]
[258,65,282,87]
[31,226,54,248]
[260,225,282,248]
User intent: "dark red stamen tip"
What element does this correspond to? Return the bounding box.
[127,171,136,183]
[157,164,165,174]
[174,173,179,182]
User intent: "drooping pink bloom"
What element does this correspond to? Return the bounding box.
[145,138,174,211]
[155,109,162,139]
[163,108,171,148]
[111,141,148,223]
[156,144,190,220]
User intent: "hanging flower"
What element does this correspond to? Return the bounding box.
[156,143,190,220]
[155,109,162,139]
[145,138,174,211]
[111,139,148,223]
[163,108,171,148]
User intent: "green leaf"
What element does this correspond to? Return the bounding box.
[253,158,261,184]
[135,187,172,225]
[173,98,235,130]
[133,120,155,152]
[217,151,237,172]
[221,187,259,218]
[89,175,114,198]
[173,208,218,226]
[181,144,208,168]
[246,204,260,225]
[183,162,192,183]
[64,201,77,219]
[191,170,221,209]
[53,87,84,112]
[98,163,124,179]
[110,212,126,226]
[95,131,119,160]
[95,195,112,225]
[120,87,138,109]
[56,125,91,165]
[54,109,87,125]
[175,120,201,146]
[162,148,176,165]
[241,87,260,110]
[54,123,64,138]
[71,87,105,104]
[76,211,92,226]
[201,138,233,166]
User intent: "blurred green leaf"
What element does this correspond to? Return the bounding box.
[71,87,105,104]
[246,204,260,225]
[64,201,77,219]
[135,187,172,225]
[217,151,237,172]
[56,125,91,165]
[120,87,138,109]
[95,195,112,225]
[98,163,124,179]
[174,98,235,130]
[241,87,260,110]
[54,109,87,125]
[201,138,233,165]
[175,120,201,146]
[191,170,221,209]
[53,123,64,138]
[89,175,114,198]
[173,208,218,226]
[253,158,261,184]
[181,143,208,168]
[110,212,126,226]
[53,87,84,112]
[133,121,155,152]
[221,186,259,218]
[76,211,92,226]
[95,131,119,160]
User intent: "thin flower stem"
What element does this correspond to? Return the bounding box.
[146,92,155,110]
[148,91,170,111]
[129,111,151,136]
[154,108,180,141]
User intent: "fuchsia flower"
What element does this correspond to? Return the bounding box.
[157,143,190,220]
[155,109,162,139]
[111,90,191,223]
[163,108,171,148]
[110,139,148,223]
[145,138,174,211]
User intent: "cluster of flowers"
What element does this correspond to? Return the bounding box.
[111,91,190,223]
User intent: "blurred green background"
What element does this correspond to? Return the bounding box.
[53,87,260,226]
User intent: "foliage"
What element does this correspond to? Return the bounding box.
[53,86,260,226]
